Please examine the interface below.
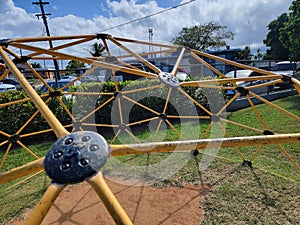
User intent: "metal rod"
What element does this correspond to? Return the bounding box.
[87,173,134,225]
[0,158,44,185]
[25,182,66,225]
[110,133,300,156]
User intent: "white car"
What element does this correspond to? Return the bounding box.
[224,70,273,97]
[0,82,17,92]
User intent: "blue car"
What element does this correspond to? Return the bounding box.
[40,78,81,93]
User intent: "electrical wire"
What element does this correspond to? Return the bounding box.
[99,0,197,32]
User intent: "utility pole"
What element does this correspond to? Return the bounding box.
[32,0,60,83]
[148,28,153,58]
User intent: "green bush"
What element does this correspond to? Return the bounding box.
[0,79,210,143]
[0,90,72,143]
[74,79,210,126]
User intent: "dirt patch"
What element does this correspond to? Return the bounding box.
[7,178,208,225]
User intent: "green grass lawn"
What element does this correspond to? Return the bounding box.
[0,95,299,224]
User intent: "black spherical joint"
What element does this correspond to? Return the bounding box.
[44,131,110,184]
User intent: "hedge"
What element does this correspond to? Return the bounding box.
[0,79,212,142]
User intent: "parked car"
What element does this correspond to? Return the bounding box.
[113,63,147,82]
[271,61,297,90]
[272,61,296,72]
[40,78,81,93]
[1,78,35,90]
[0,83,17,92]
[224,70,273,97]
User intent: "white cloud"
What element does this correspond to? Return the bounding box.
[0,0,293,54]
[0,0,43,38]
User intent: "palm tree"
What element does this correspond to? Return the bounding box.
[89,42,106,57]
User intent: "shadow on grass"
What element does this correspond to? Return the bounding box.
[200,158,299,224]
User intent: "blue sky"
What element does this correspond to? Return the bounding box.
[13,0,183,19]
[1,0,294,53]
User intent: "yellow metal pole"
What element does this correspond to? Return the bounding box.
[0,158,44,185]
[193,49,279,76]
[87,173,134,225]
[11,42,157,79]
[180,75,282,87]
[172,47,185,75]
[11,34,97,43]
[107,35,161,74]
[110,133,300,156]
[25,183,66,225]
[292,77,300,94]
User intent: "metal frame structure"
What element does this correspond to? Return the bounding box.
[0,33,299,224]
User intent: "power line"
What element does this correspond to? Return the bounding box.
[99,0,197,32]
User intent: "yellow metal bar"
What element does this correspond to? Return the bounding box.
[217,122,246,161]
[125,128,141,143]
[111,129,122,144]
[17,141,39,159]
[0,130,9,138]
[16,110,41,136]
[117,97,124,124]
[201,121,214,139]
[193,50,279,76]
[0,158,44,185]
[0,143,12,170]
[0,47,69,139]
[0,96,32,108]
[244,81,276,91]
[29,36,95,58]
[11,42,157,79]
[216,92,240,116]
[128,116,158,126]
[292,77,300,94]
[81,96,115,122]
[5,170,45,191]
[165,119,184,139]
[122,95,160,116]
[249,145,264,162]
[246,94,269,130]
[180,75,282,87]
[277,144,300,172]
[55,96,76,122]
[25,183,66,225]
[166,115,211,119]
[190,51,227,78]
[122,84,163,94]
[172,47,185,75]
[110,133,300,156]
[19,128,54,138]
[251,92,300,122]
[0,67,10,80]
[11,34,97,43]
[114,36,177,49]
[153,119,163,141]
[178,87,212,115]
[87,173,133,225]
[107,35,161,74]
[220,118,263,134]
[163,88,172,113]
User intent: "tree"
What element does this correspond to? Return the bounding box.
[263,13,290,60]
[66,60,85,75]
[172,21,234,51]
[89,42,106,57]
[280,0,300,61]
[254,48,263,60]
[31,62,42,68]
[234,46,252,61]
